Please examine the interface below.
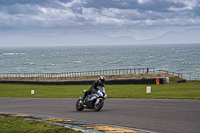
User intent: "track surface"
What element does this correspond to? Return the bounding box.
[0,98,199,133]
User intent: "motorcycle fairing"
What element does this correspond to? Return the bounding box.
[85,96,96,109]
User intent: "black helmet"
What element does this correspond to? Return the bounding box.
[98,76,105,84]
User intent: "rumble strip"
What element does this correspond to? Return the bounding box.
[0,112,154,133]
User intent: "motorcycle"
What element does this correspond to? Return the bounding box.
[76,87,107,112]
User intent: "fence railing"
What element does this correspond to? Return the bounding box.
[0,68,184,79]
[181,73,200,81]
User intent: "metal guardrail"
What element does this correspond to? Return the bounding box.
[0,68,183,79]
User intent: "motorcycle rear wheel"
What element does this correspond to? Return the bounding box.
[94,99,104,112]
[76,99,84,111]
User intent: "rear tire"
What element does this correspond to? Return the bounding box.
[94,99,104,112]
[76,99,84,111]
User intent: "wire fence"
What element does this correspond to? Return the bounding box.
[181,73,200,81]
[0,68,199,80]
[0,68,184,79]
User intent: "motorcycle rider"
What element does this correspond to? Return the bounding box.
[82,76,105,100]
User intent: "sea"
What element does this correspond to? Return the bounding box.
[0,44,200,75]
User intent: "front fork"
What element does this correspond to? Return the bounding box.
[79,97,84,106]
[95,98,103,105]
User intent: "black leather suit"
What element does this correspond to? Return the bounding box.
[83,80,105,99]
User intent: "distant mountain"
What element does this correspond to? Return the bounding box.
[139,28,200,44]
[0,31,137,46]
[0,28,200,46]
[53,31,137,45]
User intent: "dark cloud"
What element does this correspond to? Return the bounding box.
[194,4,200,16]
[84,0,184,13]
[0,0,199,37]
[0,0,49,5]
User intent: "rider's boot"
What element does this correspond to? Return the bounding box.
[82,90,88,102]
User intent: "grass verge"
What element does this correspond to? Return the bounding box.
[0,77,199,99]
[0,116,80,133]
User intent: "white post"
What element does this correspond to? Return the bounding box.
[31,90,34,94]
[146,86,151,93]
[166,77,169,84]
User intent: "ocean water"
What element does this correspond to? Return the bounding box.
[0,44,200,74]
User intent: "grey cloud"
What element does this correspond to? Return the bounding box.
[0,4,40,15]
[194,6,200,16]
[0,0,50,6]
[0,0,200,32]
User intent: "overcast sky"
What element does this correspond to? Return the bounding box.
[0,0,200,40]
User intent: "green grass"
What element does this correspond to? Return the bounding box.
[0,83,86,98]
[0,116,80,133]
[0,78,199,99]
[107,82,200,99]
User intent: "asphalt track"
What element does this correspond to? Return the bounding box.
[0,98,199,133]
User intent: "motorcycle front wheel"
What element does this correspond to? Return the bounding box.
[94,99,104,112]
[76,99,84,111]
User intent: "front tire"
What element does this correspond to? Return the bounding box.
[76,99,84,111]
[94,99,104,112]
